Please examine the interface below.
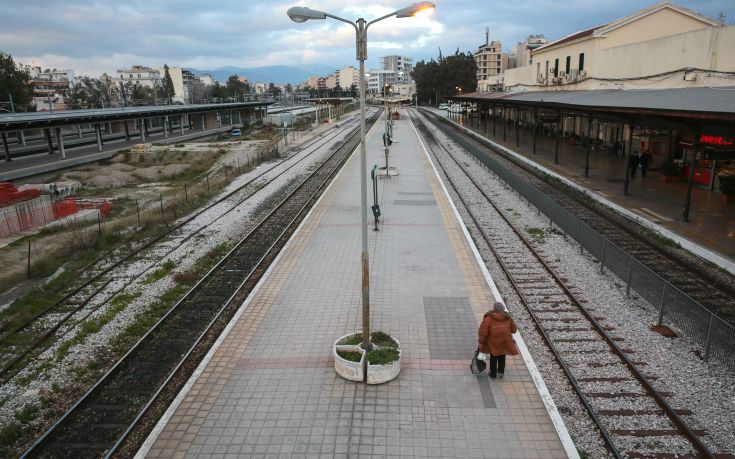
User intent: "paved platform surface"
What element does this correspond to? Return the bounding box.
[139,111,574,458]
[443,110,735,268]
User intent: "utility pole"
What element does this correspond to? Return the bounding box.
[47,93,53,113]
[8,93,15,113]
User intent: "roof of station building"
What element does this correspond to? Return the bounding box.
[452,87,735,121]
[0,101,273,132]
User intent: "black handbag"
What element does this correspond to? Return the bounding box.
[470,348,486,374]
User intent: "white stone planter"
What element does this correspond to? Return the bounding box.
[333,332,401,384]
[367,337,401,385]
[333,333,365,382]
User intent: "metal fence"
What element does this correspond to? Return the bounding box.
[431,115,735,372]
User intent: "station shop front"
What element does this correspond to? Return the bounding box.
[677,133,735,190]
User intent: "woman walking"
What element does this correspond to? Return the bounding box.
[478,302,519,378]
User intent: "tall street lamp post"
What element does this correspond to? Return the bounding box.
[287,2,435,355]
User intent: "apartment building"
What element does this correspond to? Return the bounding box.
[504,2,730,91]
[367,69,398,94]
[382,55,413,82]
[474,35,509,91]
[116,65,161,88]
[336,66,359,89]
[512,35,548,68]
[199,74,216,86]
[325,74,338,90]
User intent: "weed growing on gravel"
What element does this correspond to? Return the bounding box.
[0,403,38,454]
[0,422,23,454]
[525,227,547,243]
[110,246,228,357]
[143,259,177,285]
[54,291,141,362]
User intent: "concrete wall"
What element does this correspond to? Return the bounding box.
[600,8,711,49]
[504,65,533,89]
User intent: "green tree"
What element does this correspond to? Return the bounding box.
[225,75,250,100]
[162,64,176,101]
[69,77,112,109]
[125,82,155,106]
[267,82,281,97]
[0,52,34,112]
[412,48,477,106]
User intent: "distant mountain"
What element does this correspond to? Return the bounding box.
[186,64,341,85]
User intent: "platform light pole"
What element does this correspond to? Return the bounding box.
[287,2,435,356]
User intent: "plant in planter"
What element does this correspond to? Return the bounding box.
[660,161,683,182]
[718,173,735,203]
[333,331,401,384]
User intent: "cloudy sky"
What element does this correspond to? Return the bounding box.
[1,0,732,77]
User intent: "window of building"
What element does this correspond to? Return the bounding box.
[565,56,571,75]
[554,58,559,77]
[545,61,549,77]
[579,53,585,72]
[537,62,540,78]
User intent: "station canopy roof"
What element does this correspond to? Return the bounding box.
[452,87,735,125]
[0,101,272,132]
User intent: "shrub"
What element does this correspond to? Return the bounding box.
[718,173,735,195]
[339,334,362,346]
[336,350,362,362]
[367,347,400,365]
[371,331,397,348]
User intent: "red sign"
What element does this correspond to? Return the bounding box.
[700,134,733,146]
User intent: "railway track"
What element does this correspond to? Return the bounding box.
[0,113,368,385]
[412,110,715,458]
[419,108,735,326]
[22,110,381,458]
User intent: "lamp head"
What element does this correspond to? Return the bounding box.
[287,6,327,22]
[395,1,435,18]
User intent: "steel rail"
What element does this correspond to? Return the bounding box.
[412,109,715,459]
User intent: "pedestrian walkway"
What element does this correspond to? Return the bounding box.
[444,110,735,269]
[138,111,575,458]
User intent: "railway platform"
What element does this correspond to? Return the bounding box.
[441,109,735,273]
[138,111,576,457]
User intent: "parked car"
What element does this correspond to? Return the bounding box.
[439,103,450,110]
[230,128,241,136]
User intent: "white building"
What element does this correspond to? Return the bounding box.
[382,55,413,82]
[367,69,398,94]
[199,73,216,86]
[116,65,162,89]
